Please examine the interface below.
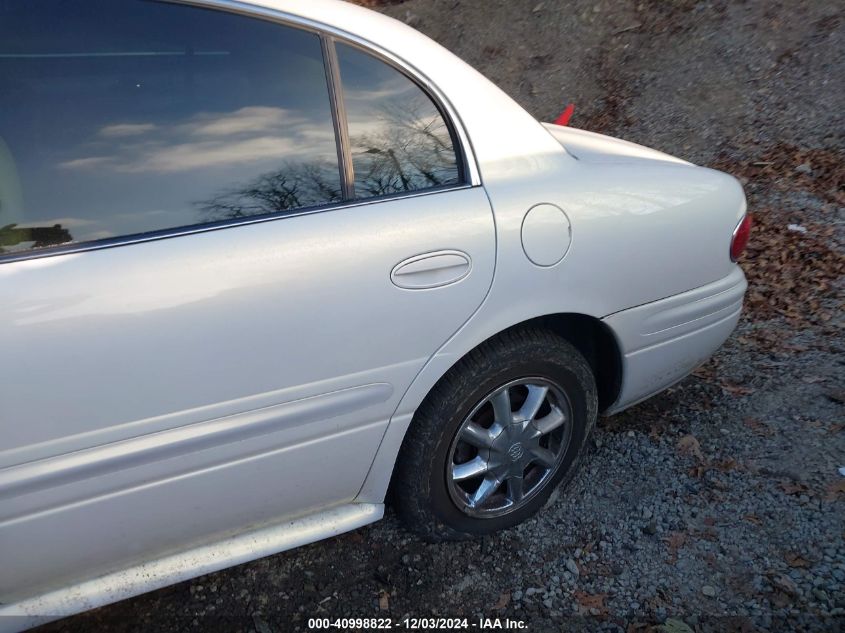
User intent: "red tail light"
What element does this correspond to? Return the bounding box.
[730,214,752,261]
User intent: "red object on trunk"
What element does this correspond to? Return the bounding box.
[554,103,575,126]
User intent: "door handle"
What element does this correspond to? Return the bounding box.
[390,250,471,289]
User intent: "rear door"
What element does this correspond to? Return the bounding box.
[0,0,494,601]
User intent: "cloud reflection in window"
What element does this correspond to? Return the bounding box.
[0,4,340,254]
[338,43,460,199]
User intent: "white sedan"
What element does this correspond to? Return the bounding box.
[0,0,750,628]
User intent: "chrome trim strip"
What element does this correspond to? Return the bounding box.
[0,184,474,265]
[0,502,383,624]
[0,383,393,500]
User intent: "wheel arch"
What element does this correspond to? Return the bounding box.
[354,312,624,504]
[519,313,623,413]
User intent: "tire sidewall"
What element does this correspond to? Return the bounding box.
[426,355,591,535]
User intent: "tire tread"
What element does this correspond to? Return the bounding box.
[392,327,597,542]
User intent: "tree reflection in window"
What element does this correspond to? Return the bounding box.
[338,43,460,199]
[197,159,342,221]
[195,94,458,220]
[196,50,463,219]
[0,224,73,254]
[350,97,459,198]
[0,0,341,255]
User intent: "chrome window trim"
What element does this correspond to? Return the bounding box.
[0,0,482,265]
[0,184,475,264]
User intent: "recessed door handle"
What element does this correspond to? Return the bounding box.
[391,250,471,289]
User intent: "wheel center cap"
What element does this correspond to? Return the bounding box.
[507,442,524,462]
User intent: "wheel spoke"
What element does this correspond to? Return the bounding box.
[470,474,502,507]
[518,384,549,421]
[489,388,513,425]
[507,476,524,503]
[452,456,488,481]
[534,406,566,435]
[530,446,557,468]
[460,422,495,448]
[446,378,572,517]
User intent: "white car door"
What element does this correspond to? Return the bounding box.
[0,1,494,601]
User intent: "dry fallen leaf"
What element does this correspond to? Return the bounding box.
[574,591,608,615]
[802,375,827,384]
[378,590,390,611]
[492,592,510,610]
[744,417,774,437]
[770,574,798,595]
[710,477,730,490]
[664,531,688,563]
[780,480,809,496]
[694,527,719,542]
[712,458,742,472]
[658,618,695,633]
[702,150,845,327]
[721,383,755,397]
[825,391,845,405]
[677,434,704,462]
[785,553,811,568]
[688,465,707,478]
[825,480,845,501]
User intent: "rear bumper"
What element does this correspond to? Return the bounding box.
[602,267,747,414]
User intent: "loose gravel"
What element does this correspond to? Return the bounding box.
[40,1,844,631]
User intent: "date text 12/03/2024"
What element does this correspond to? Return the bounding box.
[307,617,528,630]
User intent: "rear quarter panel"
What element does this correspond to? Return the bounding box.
[359,140,747,502]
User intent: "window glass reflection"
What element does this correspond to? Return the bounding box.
[0,0,341,255]
[336,43,461,199]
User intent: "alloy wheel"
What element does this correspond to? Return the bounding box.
[446,377,573,518]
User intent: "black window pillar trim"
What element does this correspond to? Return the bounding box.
[321,35,355,202]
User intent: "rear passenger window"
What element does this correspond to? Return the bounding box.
[335,43,461,200]
[0,0,340,256]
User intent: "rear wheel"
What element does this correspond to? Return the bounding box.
[392,328,597,541]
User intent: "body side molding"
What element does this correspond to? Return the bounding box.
[0,384,393,501]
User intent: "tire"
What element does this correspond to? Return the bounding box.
[391,327,598,542]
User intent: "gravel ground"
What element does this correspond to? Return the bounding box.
[40,1,844,632]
